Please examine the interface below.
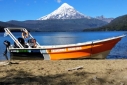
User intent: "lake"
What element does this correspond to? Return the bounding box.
[0,31,127,60]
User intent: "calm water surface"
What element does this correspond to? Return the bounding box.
[0,31,127,60]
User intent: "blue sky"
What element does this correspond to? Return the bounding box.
[0,0,127,22]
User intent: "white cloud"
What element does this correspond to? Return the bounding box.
[26,3,30,6]
[57,0,61,3]
[34,0,37,3]
[14,0,17,2]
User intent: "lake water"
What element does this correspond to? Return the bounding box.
[0,31,127,60]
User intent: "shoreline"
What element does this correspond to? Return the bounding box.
[0,59,127,85]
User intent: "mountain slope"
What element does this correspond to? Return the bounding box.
[38,3,90,20]
[8,18,107,32]
[6,3,109,32]
[83,14,127,31]
[96,15,114,23]
[0,21,21,32]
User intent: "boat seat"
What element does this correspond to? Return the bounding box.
[14,37,28,48]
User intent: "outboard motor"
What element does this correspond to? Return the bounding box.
[3,40,10,55]
[14,37,25,48]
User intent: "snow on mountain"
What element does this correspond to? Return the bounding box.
[38,3,91,20]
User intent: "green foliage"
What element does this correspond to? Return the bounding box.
[83,14,127,31]
[0,26,4,32]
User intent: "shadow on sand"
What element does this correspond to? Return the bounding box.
[0,67,125,85]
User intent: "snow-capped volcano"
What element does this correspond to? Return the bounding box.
[38,3,90,20]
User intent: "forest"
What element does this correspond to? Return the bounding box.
[83,14,127,31]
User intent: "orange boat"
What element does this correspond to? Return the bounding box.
[3,27,126,60]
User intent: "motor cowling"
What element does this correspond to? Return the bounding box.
[4,40,10,47]
[3,40,10,55]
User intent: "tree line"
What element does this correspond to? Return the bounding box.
[83,14,127,31]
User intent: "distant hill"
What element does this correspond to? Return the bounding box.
[7,18,108,32]
[0,26,4,32]
[83,14,127,31]
[96,15,114,23]
[0,21,34,32]
[0,21,20,32]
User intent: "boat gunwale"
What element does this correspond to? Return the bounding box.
[9,34,126,50]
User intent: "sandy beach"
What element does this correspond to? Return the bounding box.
[0,59,127,85]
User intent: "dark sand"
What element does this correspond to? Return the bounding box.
[0,60,127,85]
